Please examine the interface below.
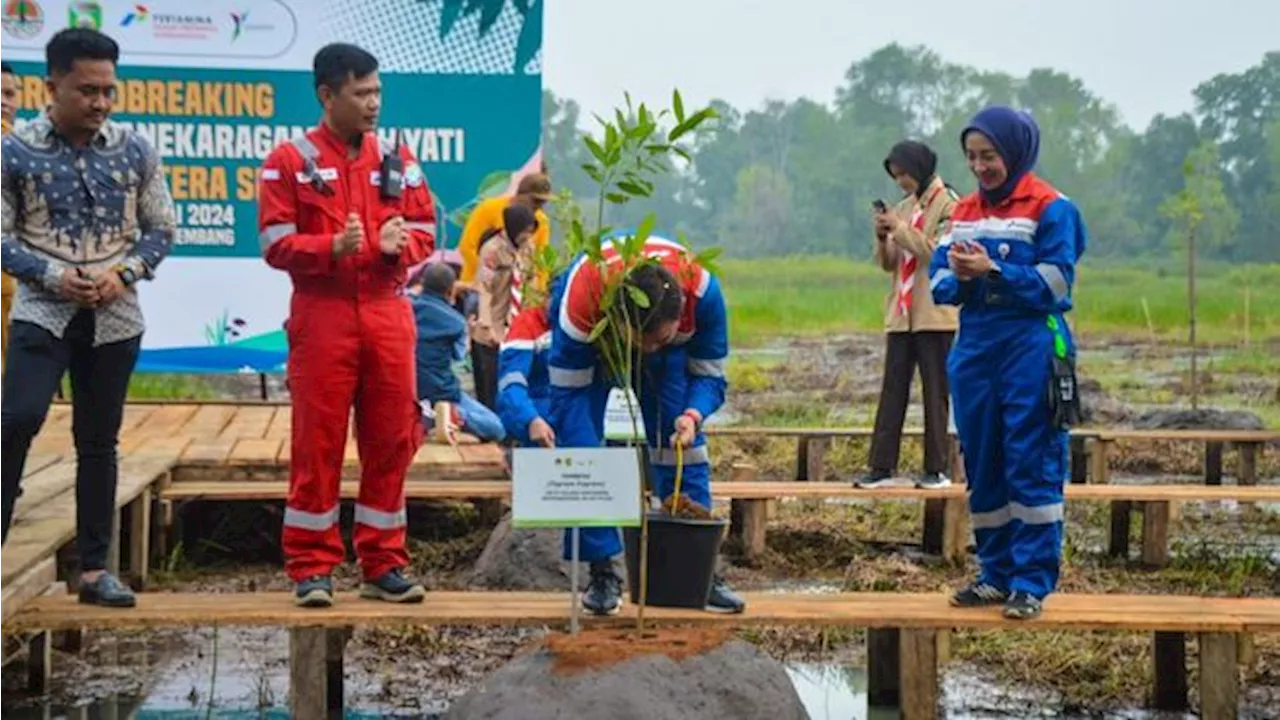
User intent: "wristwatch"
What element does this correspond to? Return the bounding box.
[115,264,139,287]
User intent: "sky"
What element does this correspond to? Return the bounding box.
[543,0,1278,132]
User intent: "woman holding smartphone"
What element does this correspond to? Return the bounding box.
[928,106,1088,620]
[859,141,959,491]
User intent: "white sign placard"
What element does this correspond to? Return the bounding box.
[604,387,648,442]
[511,448,643,528]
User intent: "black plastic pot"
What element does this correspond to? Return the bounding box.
[623,513,727,609]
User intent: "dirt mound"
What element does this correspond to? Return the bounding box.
[468,514,570,591]
[1133,408,1265,430]
[546,628,731,675]
[444,631,808,720]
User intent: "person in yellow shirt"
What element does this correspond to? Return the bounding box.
[458,173,551,284]
[1,62,18,367]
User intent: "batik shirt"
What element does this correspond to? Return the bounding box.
[1,112,176,345]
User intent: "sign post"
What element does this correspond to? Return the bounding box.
[512,447,643,633]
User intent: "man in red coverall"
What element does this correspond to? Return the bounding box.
[258,44,436,608]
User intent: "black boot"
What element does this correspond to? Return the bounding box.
[581,561,623,616]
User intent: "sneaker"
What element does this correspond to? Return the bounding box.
[706,575,746,614]
[916,472,952,490]
[854,470,897,489]
[1003,591,1043,620]
[949,581,1008,608]
[361,568,427,604]
[295,575,334,608]
[78,572,136,608]
[581,562,623,616]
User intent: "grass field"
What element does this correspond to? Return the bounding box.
[720,256,1280,346]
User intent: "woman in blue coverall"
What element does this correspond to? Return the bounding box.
[928,106,1087,620]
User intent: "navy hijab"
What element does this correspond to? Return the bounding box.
[962,106,1040,205]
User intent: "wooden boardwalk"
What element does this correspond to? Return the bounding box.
[3,403,504,619]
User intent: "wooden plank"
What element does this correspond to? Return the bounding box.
[179,438,238,466]
[229,438,285,466]
[7,591,1275,634]
[158,479,1280,504]
[22,454,62,479]
[0,556,56,622]
[163,480,511,501]
[1237,443,1258,486]
[12,460,77,522]
[265,407,292,442]
[1090,438,1113,484]
[178,405,238,439]
[120,405,200,454]
[218,406,278,441]
[706,426,1108,440]
[1099,429,1280,443]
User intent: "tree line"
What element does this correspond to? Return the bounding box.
[541,44,1278,262]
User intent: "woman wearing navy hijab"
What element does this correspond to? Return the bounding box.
[928,106,1087,619]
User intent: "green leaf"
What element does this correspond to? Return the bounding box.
[635,213,656,244]
[695,246,724,265]
[667,107,717,142]
[671,146,692,162]
[584,136,607,164]
[476,169,511,198]
[587,317,609,343]
[605,192,630,204]
[581,163,603,183]
[604,124,619,154]
[673,89,685,124]
[625,283,651,309]
[617,181,651,197]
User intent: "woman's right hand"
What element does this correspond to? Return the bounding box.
[529,417,556,448]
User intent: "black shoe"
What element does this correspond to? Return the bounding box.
[854,470,897,489]
[949,581,1008,608]
[78,572,136,608]
[1003,591,1043,620]
[295,575,334,608]
[360,568,427,604]
[706,575,745,614]
[581,562,623,616]
[915,472,952,490]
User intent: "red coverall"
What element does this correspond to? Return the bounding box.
[258,123,436,582]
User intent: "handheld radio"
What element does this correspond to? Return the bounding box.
[380,129,404,201]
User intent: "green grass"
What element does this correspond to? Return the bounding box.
[720,257,1280,346]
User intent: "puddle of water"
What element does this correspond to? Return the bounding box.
[787,663,899,720]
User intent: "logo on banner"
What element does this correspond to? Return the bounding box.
[120,4,148,26]
[2,0,44,38]
[229,9,274,41]
[68,1,101,29]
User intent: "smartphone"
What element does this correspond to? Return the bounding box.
[872,199,888,214]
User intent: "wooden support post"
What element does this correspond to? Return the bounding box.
[947,437,966,484]
[474,499,505,526]
[1090,438,1113,484]
[1069,436,1088,484]
[866,628,900,707]
[921,498,945,556]
[1236,443,1258,487]
[1152,631,1188,711]
[1237,633,1255,670]
[1108,501,1131,559]
[128,487,152,589]
[1198,632,1238,720]
[290,626,350,720]
[26,630,51,694]
[151,496,170,570]
[1141,501,1171,568]
[940,496,969,566]
[738,499,768,562]
[796,437,829,482]
[1205,441,1223,486]
[899,628,940,720]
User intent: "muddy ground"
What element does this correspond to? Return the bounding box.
[3,333,1278,717]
